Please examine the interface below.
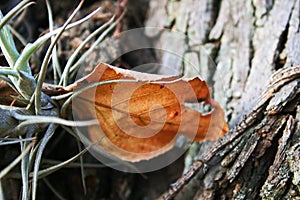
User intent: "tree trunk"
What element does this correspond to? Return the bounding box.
[142,0,300,199]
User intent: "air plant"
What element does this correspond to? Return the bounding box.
[0,0,119,199]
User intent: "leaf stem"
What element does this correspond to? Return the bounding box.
[60,79,139,117]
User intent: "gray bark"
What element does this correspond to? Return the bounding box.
[143,0,300,199]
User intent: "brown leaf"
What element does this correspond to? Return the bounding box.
[72,63,228,162]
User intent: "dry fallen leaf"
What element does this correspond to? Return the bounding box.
[71,63,228,162]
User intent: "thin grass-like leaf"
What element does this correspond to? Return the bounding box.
[21,142,30,200]
[67,13,125,84]
[32,123,58,200]
[8,25,27,46]
[13,6,101,76]
[43,178,67,200]
[60,12,113,86]
[0,0,32,29]
[34,0,85,115]
[61,125,80,140]
[30,144,89,179]
[10,114,98,129]
[77,140,87,194]
[46,0,62,84]
[0,137,36,146]
[29,140,42,173]
[42,159,106,168]
[28,139,139,179]
[32,132,142,178]
[0,141,34,179]
[21,132,36,200]
[51,92,73,101]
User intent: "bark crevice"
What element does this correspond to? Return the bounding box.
[161,66,300,199]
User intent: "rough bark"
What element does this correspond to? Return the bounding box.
[142,0,300,199]
[161,66,300,199]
